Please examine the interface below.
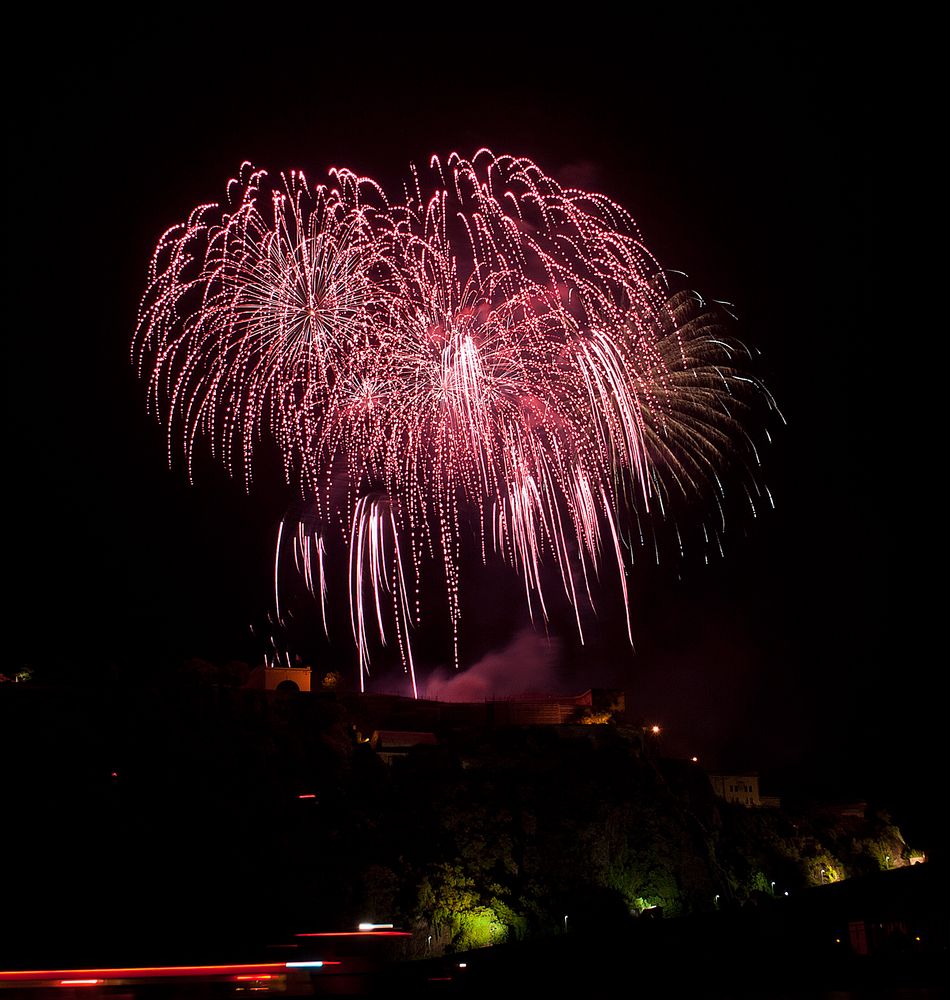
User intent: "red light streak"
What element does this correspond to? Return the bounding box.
[295,930,411,937]
[0,961,339,983]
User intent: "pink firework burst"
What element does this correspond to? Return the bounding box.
[134,151,777,696]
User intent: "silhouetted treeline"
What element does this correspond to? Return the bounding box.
[1,677,922,964]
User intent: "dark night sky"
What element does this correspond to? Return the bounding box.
[10,12,918,830]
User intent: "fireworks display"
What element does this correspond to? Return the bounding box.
[134,150,776,695]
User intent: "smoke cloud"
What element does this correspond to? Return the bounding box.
[422,628,563,702]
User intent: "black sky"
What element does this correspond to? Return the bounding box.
[10,12,916,832]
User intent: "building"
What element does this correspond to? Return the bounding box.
[245,664,312,692]
[371,730,438,765]
[708,772,761,807]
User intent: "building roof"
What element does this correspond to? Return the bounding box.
[372,730,438,750]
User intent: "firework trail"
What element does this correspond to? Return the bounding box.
[134,150,777,694]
